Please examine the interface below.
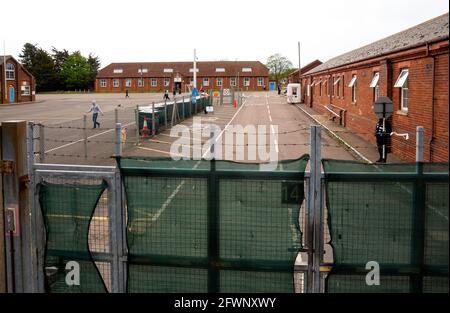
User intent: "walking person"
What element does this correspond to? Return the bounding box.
[86,100,104,129]
[125,89,129,98]
[163,90,170,101]
[277,84,281,95]
[375,118,392,163]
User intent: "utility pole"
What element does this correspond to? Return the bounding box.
[193,49,197,89]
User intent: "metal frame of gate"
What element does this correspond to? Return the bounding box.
[30,163,127,293]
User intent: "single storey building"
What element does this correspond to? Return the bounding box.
[96,61,269,93]
[300,13,449,162]
[1,56,36,104]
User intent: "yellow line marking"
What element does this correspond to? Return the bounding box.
[137,146,186,157]
[47,214,108,221]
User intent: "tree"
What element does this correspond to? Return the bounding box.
[266,54,293,85]
[87,53,101,90]
[60,51,92,90]
[52,47,69,90]
[19,43,57,91]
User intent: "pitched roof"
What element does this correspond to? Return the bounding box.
[0,55,12,64]
[97,61,269,78]
[304,13,449,75]
[289,60,323,76]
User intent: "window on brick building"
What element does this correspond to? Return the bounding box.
[100,79,107,88]
[370,72,380,101]
[334,76,341,97]
[151,78,157,87]
[348,75,357,103]
[244,77,250,87]
[257,77,264,86]
[6,63,15,80]
[125,79,132,87]
[138,78,144,87]
[164,78,170,87]
[230,77,237,87]
[216,78,223,87]
[203,78,209,87]
[21,85,30,96]
[113,79,119,88]
[395,69,409,111]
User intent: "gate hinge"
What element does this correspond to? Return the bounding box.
[0,160,14,173]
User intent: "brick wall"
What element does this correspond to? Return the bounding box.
[301,41,448,162]
[0,58,35,104]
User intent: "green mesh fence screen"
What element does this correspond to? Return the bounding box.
[117,155,309,293]
[38,181,108,293]
[323,159,449,293]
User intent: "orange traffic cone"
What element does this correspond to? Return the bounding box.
[142,115,150,138]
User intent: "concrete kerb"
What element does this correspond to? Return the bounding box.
[294,104,372,163]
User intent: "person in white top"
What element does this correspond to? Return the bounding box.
[86,100,104,129]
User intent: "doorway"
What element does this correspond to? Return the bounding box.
[9,86,15,103]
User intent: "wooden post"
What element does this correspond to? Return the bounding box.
[1,121,32,292]
[0,124,5,293]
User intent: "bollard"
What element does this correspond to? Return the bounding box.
[115,108,119,125]
[135,105,140,145]
[164,100,168,127]
[39,123,45,163]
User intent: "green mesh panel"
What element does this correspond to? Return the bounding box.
[38,181,108,293]
[118,155,309,293]
[323,160,449,293]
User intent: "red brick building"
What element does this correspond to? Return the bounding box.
[1,56,36,104]
[300,13,449,162]
[288,60,323,84]
[95,61,269,93]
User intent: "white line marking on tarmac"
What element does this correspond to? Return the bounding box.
[45,121,136,153]
[148,99,248,224]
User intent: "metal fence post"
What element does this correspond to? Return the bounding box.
[152,102,156,137]
[309,125,322,293]
[416,126,424,162]
[39,123,45,163]
[164,100,168,128]
[115,108,119,125]
[135,105,140,145]
[115,123,122,157]
[83,115,88,159]
[182,96,185,119]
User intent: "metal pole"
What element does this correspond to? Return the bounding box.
[309,125,322,293]
[39,123,45,163]
[416,126,424,162]
[182,96,185,119]
[193,49,197,89]
[164,99,168,127]
[382,117,386,161]
[115,123,122,156]
[83,115,88,159]
[115,108,119,125]
[135,105,140,145]
[151,102,156,137]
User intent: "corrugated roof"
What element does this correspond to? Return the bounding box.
[304,13,449,75]
[97,61,269,78]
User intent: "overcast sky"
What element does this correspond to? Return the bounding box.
[2,0,448,69]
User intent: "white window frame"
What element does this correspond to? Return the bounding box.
[100,79,107,88]
[125,79,132,87]
[138,78,144,87]
[138,68,148,74]
[163,68,173,73]
[113,79,119,88]
[243,77,250,87]
[350,75,357,103]
[394,69,409,112]
[216,77,223,87]
[307,84,311,97]
[257,77,264,86]
[230,77,237,87]
[215,68,225,73]
[151,78,157,87]
[394,69,409,88]
[113,68,123,74]
[203,78,209,87]
[370,72,380,88]
[164,78,170,87]
[6,63,15,80]
[21,85,30,96]
[242,67,252,73]
[189,68,199,73]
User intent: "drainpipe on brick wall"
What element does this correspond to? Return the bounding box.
[427,43,436,161]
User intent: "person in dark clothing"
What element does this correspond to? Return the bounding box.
[172,89,176,97]
[277,84,281,95]
[375,118,392,163]
[163,90,170,101]
[125,89,129,98]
